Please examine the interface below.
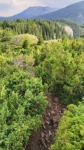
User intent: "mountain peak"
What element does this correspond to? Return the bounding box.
[11,6,58,19]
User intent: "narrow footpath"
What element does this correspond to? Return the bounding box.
[26,92,65,150]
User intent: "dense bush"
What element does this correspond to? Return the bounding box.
[35,38,84,104]
[0,70,47,149]
[0,19,84,149]
[50,99,84,150]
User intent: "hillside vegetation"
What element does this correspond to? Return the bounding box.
[0,19,72,40]
[0,19,84,150]
[35,37,84,105]
[50,99,84,150]
[55,19,82,38]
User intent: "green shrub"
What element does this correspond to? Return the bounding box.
[50,99,84,150]
[0,70,47,150]
[35,39,84,105]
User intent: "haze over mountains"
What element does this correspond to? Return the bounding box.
[0,1,84,24]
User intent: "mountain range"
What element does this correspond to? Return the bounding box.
[0,1,84,24]
[0,6,58,21]
[10,6,58,19]
[37,1,84,24]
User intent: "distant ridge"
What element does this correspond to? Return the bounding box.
[0,1,84,24]
[10,6,58,19]
[0,17,6,21]
[36,1,84,24]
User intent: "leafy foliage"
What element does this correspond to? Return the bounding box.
[50,99,84,150]
[22,39,30,49]
[0,65,47,149]
[0,18,84,149]
[35,38,84,104]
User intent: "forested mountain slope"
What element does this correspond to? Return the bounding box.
[0,19,73,40]
[55,19,81,37]
[37,1,84,24]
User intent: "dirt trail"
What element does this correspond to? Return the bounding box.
[26,93,65,150]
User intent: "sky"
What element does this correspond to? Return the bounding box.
[0,0,83,17]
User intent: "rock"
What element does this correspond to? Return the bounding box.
[42,124,46,129]
[64,25,73,37]
[54,97,59,102]
[45,137,50,143]
[53,117,57,123]
[49,103,52,108]
[45,120,50,125]
[51,111,55,115]
[48,112,51,116]
[48,131,52,137]
[41,132,45,138]
[40,138,46,147]
[45,117,49,120]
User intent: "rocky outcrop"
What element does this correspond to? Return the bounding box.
[64,25,73,37]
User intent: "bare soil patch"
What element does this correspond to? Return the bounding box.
[26,92,65,150]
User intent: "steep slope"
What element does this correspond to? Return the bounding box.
[10,6,58,19]
[37,1,84,24]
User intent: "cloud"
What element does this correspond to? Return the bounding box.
[12,0,43,6]
[39,0,83,8]
[0,1,13,16]
[0,0,82,16]
[0,0,44,16]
